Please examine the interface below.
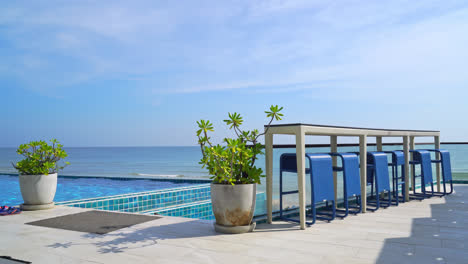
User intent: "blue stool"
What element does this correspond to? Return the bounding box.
[410,150,435,199]
[366,152,392,211]
[384,150,406,205]
[427,149,454,195]
[279,153,336,225]
[330,152,362,218]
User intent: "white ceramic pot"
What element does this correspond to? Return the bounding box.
[19,173,57,206]
[211,183,256,233]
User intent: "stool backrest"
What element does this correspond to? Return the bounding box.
[439,150,453,181]
[307,153,334,202]
[413,150,434,185]
[368,152,391,192]
[280,153,299,173]
[340,153,361,197]
[392,151,405,166]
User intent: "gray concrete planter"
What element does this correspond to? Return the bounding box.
[19,173,57,210]
[211,183,256,234]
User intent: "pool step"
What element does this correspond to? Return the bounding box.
[142,192,267,221]
[59,183,266,221]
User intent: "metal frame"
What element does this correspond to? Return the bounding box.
[428,149,454,195]
[279,153,336,225]
[410,150,437,200]
[265,123,440,230]
[384,150,406,205]
[329,152,362,218]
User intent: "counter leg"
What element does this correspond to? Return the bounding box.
[296,128,306,229]
[265,133,274,224]
[403,136,410,202]
[435,136,441,192]
[410,136,415,191]
[331,136,338,208]
[359,135,367,213]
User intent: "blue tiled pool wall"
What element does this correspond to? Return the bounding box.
[56,184,208,204]
[58,184,211,213]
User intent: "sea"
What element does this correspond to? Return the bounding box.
[1,144,468,195]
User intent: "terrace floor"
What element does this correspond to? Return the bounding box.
[1,185,468,264]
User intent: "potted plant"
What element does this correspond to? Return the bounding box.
[197,105,283,233]
[13,139,69,210]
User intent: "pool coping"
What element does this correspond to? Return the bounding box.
[0,172,212,183]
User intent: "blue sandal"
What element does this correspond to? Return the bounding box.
[0,206,21,216]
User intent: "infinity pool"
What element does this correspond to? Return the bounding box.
[0,174,205,206]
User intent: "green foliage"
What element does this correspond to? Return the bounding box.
[197,105,283,185]
[13,139,70,175]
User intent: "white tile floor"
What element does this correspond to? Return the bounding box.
[1,185,467,264]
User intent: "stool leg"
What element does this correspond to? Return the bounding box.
[280,170,283,218]
[312,203,317,225]
[393,165,399,206]
[401,181,405,203]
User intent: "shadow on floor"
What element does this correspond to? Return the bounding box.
[253,221,304,233]
[376,184,468,264]
[47,219,218,254]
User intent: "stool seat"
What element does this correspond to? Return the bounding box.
[384,150,406,205]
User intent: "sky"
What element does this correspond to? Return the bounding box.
[1,0,468,147]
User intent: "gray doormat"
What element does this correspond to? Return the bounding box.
[0,256,31,264]
[26,210,161,234]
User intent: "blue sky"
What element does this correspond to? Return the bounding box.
[1,0,468,147]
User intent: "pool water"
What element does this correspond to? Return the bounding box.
[0,174,201,206]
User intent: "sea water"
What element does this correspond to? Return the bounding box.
[1,145,467,208]
[0,146,209,178]
[1,145,468,183]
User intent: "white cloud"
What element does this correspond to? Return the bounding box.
[246,0,324,18]
[1,0,467,103]
[162,2,468,106]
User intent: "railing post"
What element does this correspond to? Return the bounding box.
[376,136,383,151]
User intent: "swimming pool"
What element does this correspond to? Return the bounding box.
[0,174,208,206]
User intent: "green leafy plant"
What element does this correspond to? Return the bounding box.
[13,139,70,175]
[197,105,283,185]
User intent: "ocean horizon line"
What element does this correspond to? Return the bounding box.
[0,145,201,149]
[2,141,468,149]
